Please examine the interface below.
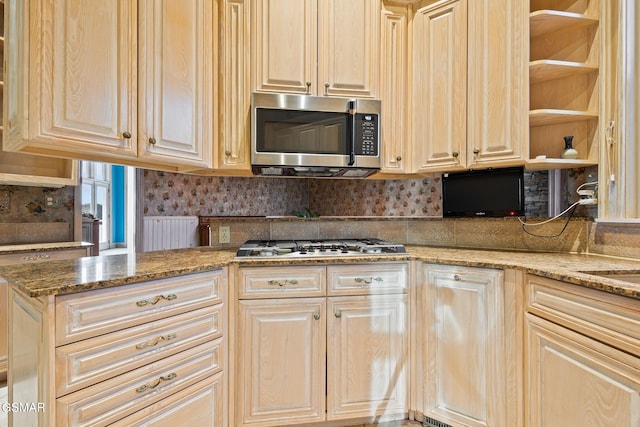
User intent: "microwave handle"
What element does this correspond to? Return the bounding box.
[347,100,356,165]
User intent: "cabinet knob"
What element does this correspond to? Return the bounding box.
[396,156,402,161]
[473,148,480,155]
[334,311,342,318]
[148,137,157,145]
[452,151,459,158]
[313,313,320,320]
[122,131,132,139]
[225,150,231,156]
[306,81,312,94]
[454,274,462,281]
[324,82,330,96]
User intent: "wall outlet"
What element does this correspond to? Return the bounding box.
[219,226,231,244]
[44,195,58,207]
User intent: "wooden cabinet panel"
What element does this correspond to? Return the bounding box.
[237,298,326,425]
[466,0,528,168]
[526,314,640,427]
[252,0,316,94]
[138,0,214,168]
[110,373,226,427]
[238,265,326,299]
[55,270,225,345]
[421,263,510,427]
[3,0,138,159]
[317,0,380,98]
[326,294,408,420]
[218,0,252,171]
[55,305,223,397]
[413,0,468,173]
[56,339,223,426]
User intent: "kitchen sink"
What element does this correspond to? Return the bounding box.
[583,272,640,285]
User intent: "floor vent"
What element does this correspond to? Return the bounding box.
[423,416,453,427]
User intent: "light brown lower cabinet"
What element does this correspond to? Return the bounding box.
[8,269,227,427]
[420,263,519,427]
[235,263,409,427]
[525,275,640,427]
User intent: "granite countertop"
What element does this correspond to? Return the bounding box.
[1,246,639,300]
[0,241,93,255]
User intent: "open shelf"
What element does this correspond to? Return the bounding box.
[530,59,598,83]
[525,157,598,171]
[530,109,598,127]
[530,10,598,38]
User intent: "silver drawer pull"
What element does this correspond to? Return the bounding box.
[136,373,177,393]
[22,254,51,261]
[268,279,299,287]
[136,294,177,307]
[354,277,383,285]
[135,333,177,350]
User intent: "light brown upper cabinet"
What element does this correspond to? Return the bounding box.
[3,0,215,172]
[411,0,529,174]
[527,0,601,170]
[252,0,381,99]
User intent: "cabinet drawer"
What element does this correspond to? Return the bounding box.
[56,305,223,397]
[526,274,640,355]
[55,269,226,346]
[0,248,89,266]
[238,266,326,299]
[56,339,223,427]
[110,372,225,427]
[327,263,408,295]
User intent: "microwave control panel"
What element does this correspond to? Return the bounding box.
[354,114,379,156]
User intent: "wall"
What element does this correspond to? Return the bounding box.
[144,170,584,218]
[0,185,75,244]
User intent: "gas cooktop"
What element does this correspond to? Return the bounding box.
[235,238,407,258]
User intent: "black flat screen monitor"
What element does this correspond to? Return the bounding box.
[442,167,525,218]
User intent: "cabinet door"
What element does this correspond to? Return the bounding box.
[412,0,467,173]
[380,3,409,174]
[327,295,408,420]
[4,0,137,158]
[422,264,508,427]
[138,0,214,169]
[317,0,380,98]
[238,298,326,426]
[466,0,527,168]
[218,0,252,171]
[252,0,317,94]
[526,314,640,427]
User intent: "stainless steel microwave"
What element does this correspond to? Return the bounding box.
[251,92,381,178]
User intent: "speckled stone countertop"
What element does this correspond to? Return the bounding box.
[0,241,93,254]
[1,246,640,300]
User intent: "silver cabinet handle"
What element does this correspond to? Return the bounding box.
[313,313,320,320]
[136,373,177,393]
[136,294,177,307]
[354,277,383,285]
[22,254,51,261]
[135,333,177,350]
[306,81,312,94]
[324,82,330,96]
[454,274,462,281]
[268,279,299,287]
[334,311,341,318]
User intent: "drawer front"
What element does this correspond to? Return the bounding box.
[238,266,326,299]
[56,269,226,346]
[56,305,223,397]
[526,274,640,355]
[328,263,408,295]
[56,339,223,426]
[110,373,225,427]
[0,248,89,266]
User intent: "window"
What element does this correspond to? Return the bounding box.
[81,161,111,249]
